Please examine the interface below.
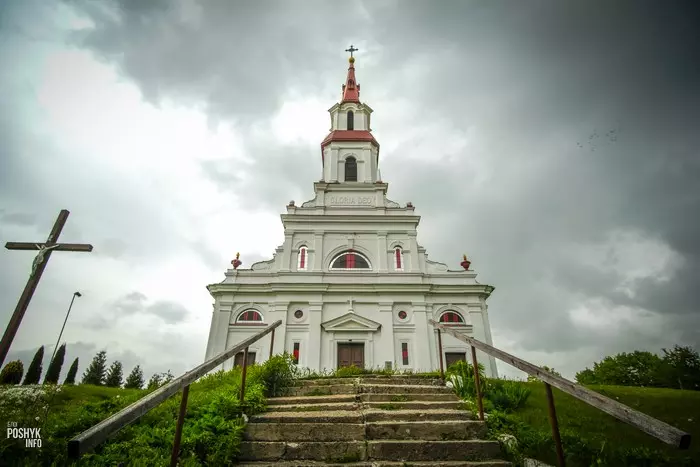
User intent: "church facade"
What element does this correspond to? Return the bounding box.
[205,53,499,377]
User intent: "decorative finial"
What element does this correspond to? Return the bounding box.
[232,252,242,269]
[460,254,471,271]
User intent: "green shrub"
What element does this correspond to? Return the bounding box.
[335,365,364,377]
[446,360,485,400]
[248,353,296,397]
[486,379,531,412]
[0,360,24,385]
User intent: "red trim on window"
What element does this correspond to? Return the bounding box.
[395,248,402,269]
[401,343,409,365]
[300,248,306,269]
[346,252,356,268]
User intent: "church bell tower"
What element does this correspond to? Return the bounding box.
[320,46,380,184]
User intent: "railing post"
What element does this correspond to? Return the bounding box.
[269,328,275,359]
[170,384,190,467]
[470,345,485,421]
[239,347,249,403]
[437,329,445,380]
[544,383,566,467]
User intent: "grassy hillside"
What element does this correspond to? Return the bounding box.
[486,381,699,466]
[0,355,297,466]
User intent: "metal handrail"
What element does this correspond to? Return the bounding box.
[429,319,691,467]
[67,320,282,465]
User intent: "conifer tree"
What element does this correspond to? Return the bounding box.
[0,360,24,385]
[64,358,79,385]
[104,361,124,388]
[146,373,162,390]
[22,345,44,385]
[124,365,145,389]
[81,351,107,386]
[43,343,66,384]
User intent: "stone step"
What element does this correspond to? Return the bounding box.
[359,377,444,386]
[239,440,504,462]
[366,420,487,440]
[293,378,358,387]
[239,441,367,462]
[288,384,356,396]
[269,402,360,412]
[360,393,459,402]
[364,409,474,422]
[244,422,365,441]
[366,400,464,410]
[238,461,512,466]
[251,410,363,424]
[367,440,503,461]
[360,384,453,394]
[267,394,357,405]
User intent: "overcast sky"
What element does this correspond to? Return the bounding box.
[1,0,699,382]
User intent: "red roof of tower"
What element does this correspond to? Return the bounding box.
[341,57,360,103]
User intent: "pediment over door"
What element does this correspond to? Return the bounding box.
[321,313,382,333]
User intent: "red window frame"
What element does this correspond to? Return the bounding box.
[439,312,464,324]
[395,248,402,269]
[401,342,409,365]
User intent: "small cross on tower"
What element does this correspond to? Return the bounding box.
[345,45,358,58]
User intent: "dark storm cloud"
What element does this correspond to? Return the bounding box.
[53,0,700,374]
[67,0,372,121]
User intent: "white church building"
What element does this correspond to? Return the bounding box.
[205,52,499,377]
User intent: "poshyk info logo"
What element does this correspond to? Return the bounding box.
[7,421,42,448]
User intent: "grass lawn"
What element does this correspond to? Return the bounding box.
[509,381,700,466]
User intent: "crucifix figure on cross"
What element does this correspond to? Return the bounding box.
[345,45,358,58]
[0,209,93,367]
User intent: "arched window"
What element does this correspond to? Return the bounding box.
[394,247,403,270]
[439,311,465,324]
[298,246,308,270]
[347,110,354,130]
[330,250,371,270]
[236,310,263,323]
[345,156,357,182]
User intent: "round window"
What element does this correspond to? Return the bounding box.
[398,310,407,320]
[294,310,304,319]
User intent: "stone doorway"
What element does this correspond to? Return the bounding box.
[337,343,364,368]
[234,351,256,367]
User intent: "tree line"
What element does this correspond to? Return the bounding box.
[0,346,173,390]
[574,345,700,390]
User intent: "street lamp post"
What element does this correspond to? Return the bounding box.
[49,291,81,367]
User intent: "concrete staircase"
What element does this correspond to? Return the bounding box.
[239,375,511,466]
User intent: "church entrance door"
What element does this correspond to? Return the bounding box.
[337,343,364,368]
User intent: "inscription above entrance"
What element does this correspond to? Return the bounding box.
[326,196,375,207]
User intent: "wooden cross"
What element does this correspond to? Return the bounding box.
[0,209,93,367]
[345,45,358,58]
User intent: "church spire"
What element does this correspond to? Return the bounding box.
[341,45,360,103]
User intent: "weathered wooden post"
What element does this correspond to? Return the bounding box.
[437,329,445,380]
[470,345,485,421]
[170,385,190,467]
[269,328,275,359]
[239,347,249,403]
[544,383,566,466]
